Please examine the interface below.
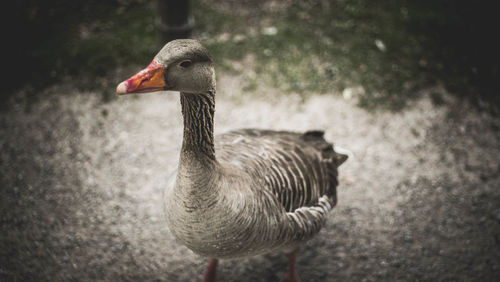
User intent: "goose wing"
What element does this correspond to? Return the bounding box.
[215,129,346,212]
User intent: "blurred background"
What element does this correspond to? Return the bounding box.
[1,0,499,281]
[2,0,500,110]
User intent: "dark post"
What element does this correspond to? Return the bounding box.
[158,0,194,44]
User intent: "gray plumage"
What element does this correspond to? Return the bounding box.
[165,127,346,258]
[155,40,347,259]
[118,39,348,270]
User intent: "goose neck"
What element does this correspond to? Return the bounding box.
[179,92,216,164]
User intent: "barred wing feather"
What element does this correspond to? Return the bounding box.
[216,129,345,213]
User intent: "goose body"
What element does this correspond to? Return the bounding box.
[117,39,347,281]
[165,129,344,259]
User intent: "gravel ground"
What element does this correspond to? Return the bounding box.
[1,74,500,281]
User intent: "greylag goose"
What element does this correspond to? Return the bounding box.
[116,39,347,282]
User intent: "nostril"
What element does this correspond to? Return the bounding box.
[140,77,151,85]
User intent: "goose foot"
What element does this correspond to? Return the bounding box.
[202,258,218,282]
[280,252,301,282]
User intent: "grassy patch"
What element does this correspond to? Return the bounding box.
[5,0,499,112]
[194,0,499,111]
[190,1,431,110]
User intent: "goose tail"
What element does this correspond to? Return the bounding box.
[333,145,351,166]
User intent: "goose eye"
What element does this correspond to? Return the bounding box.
[178,60,192,68]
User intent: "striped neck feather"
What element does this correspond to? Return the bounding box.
[180,92,216,164]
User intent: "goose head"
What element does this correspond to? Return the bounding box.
[116,39,215,95]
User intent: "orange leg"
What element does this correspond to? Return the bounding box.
[280,252,301,282]
[202,258,218,282]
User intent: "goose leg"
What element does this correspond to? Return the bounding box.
[202,258,218,282]
[280,252,301,282]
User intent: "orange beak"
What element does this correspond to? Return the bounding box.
[116,60,166,95]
